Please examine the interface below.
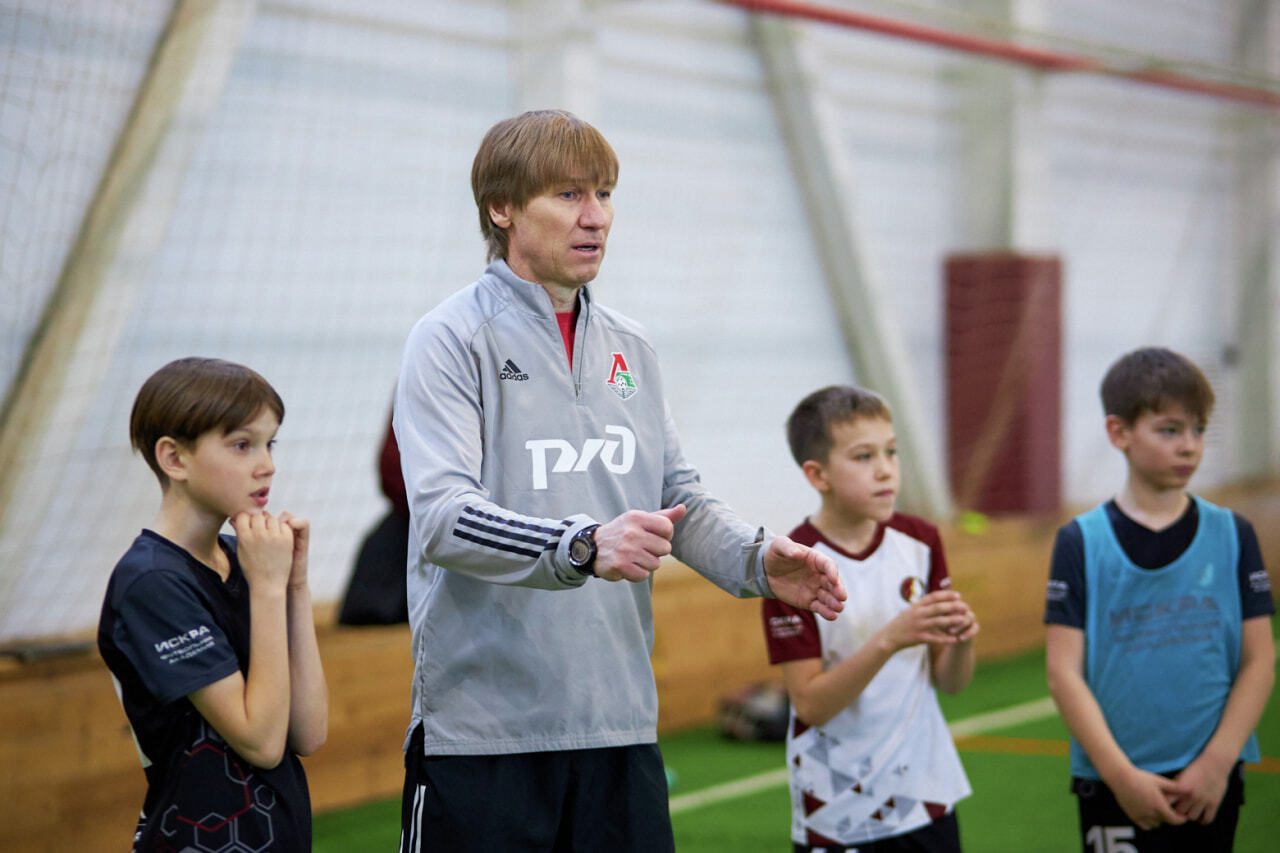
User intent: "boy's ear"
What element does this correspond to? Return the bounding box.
[154,436,189,482]
[1104,414,1131,452]
[801,459,829,492]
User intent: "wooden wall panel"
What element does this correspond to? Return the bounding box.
[304,623,411,813]
[2,479,1276,850]
[0,621,414,853]
[0,656,141,853]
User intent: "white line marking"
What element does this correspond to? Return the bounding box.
[669,695,1060,815]
[669,767,790,814]
[947,696,1058,738]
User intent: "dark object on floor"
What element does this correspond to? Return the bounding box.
[717,680,790,742]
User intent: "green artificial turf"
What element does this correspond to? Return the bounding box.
[937,646,1050,719]
[660,726,784,793]
[314,796,400,851]
[671,785,791,851]
[314,638,1280,852]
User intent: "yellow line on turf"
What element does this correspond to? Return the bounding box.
[672,641,1280,814]
[954,734,1069,756]
[670,679,1280,814]
[952,736,1280,773]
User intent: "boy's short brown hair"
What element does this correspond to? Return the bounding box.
[130,357,285,484]
[786,384,893,466]
[471,109,619,262]
[1099,347,1215,426]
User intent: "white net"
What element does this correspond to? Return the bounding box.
[0,0,521,641]
[0,0,171,405]
[0,0,858,644]
[1,0,1275,644]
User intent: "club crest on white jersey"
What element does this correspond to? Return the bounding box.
[899,576,926,603]
[525,424,636,490]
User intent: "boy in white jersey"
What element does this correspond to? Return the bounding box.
[1045,347,1275,852]
[764,385,979,852]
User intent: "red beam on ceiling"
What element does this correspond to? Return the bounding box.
[719,0,1280,109]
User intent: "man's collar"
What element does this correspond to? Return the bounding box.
[486,259,593,317]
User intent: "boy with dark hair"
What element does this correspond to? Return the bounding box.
[764,384,978,852]
[98,357,327,852]
[1045,346,1275,852]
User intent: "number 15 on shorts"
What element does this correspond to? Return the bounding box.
[1086,825,1137,853]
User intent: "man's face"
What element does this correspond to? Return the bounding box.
[492,179,614,292]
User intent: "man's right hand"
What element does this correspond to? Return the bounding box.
[591,505,687,582]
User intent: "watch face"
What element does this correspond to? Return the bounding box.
[570,536,592,565]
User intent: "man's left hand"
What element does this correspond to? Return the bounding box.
[763,535,846,620]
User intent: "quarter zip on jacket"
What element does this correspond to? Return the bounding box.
[572,292,589,400]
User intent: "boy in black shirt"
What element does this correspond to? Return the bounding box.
[98,357,327,852]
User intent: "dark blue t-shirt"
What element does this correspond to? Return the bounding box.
[97,530,311,852]
[1044,497,1275,628]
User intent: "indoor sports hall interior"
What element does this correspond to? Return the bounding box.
[1,1,1277,850]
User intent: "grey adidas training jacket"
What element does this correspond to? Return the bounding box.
[393,260,774,755]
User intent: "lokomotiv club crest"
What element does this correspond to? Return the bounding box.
[606,351,637,400]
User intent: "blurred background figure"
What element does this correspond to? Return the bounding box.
[338,411,409,626]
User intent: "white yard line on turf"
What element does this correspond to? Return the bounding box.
[670,639,1280,814]
[946,696,1059,738]
[668,696,1059,815]
[668,767,791,815]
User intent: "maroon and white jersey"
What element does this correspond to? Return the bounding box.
[762,514,971,847]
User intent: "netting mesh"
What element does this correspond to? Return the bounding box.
[0,0,1273,643]
[0,0,860,643]
[0,0,522,640]
[0,1,170,404]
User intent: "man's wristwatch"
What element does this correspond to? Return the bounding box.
[567,524,600,576]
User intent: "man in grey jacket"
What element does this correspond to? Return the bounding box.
[394,109,846,852]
